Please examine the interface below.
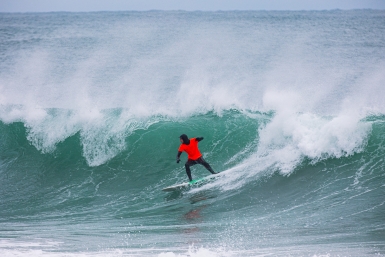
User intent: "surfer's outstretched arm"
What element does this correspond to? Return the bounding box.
[196,137,204,142]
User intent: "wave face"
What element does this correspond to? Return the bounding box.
[0,10,385,256]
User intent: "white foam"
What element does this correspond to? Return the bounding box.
[259,112,369,174]
[0,12,382,168]
[0,240,225,257]
[194,90,373,193]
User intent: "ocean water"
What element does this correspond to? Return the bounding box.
[0,10,385,256]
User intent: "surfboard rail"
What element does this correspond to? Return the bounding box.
[162,173,220,192]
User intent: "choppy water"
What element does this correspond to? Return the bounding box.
[0,10,385,256]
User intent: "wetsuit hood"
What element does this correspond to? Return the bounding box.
[180,134,190,145]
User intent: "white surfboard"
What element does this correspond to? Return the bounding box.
[162,182,190,192]
[162,173,220,192]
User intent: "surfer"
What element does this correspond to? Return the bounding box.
[177,134,217,181]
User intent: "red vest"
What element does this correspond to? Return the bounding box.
[178,138,202,160]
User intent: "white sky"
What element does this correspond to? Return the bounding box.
[1,0,385,12]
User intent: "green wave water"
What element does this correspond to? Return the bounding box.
[0,111,384,256]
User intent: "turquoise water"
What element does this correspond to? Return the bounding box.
[0,10,385,256]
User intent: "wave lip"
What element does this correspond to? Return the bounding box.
[255,111,371,175]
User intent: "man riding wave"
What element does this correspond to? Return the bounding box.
[177,134,217,181]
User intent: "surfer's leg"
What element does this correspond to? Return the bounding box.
[185,166,192,181]
[185,160,196,181]
[197,157,217,174]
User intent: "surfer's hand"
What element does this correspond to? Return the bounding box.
[176,158,180,163]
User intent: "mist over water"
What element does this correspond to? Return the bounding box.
[0,10,385,256]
